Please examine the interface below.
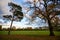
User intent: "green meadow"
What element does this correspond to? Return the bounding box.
[0,31,60,36]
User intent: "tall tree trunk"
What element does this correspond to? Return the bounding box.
[47,19,55,36]
[45,2,55,36]
[8,16,14,35]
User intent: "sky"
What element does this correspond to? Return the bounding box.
[0,0,48,29]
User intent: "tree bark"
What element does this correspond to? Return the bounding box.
[8,16,14,35]
[47,19,55,36]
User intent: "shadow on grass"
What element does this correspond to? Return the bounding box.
[0,35,60,40]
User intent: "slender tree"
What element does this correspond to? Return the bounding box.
[3,2,23,35]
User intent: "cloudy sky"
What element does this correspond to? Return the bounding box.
[0,0,48,28]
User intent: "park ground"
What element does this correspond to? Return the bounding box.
[0,31,60,40]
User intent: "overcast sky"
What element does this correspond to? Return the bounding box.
[0,0,48,28]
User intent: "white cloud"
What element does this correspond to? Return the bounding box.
[0,0,12,15]
[0,0,47,29]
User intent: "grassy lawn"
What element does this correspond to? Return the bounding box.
[0,31,60,40]
[0,31,60,36]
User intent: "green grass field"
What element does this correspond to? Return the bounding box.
[0,31,60,40]
[0,31,60,36]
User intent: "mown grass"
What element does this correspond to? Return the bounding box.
[0,31,60,36]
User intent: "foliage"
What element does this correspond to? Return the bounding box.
[3,2,23,21]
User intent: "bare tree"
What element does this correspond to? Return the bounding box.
[24,0,60,36]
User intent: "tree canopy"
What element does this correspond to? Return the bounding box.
[23,0,60,36]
